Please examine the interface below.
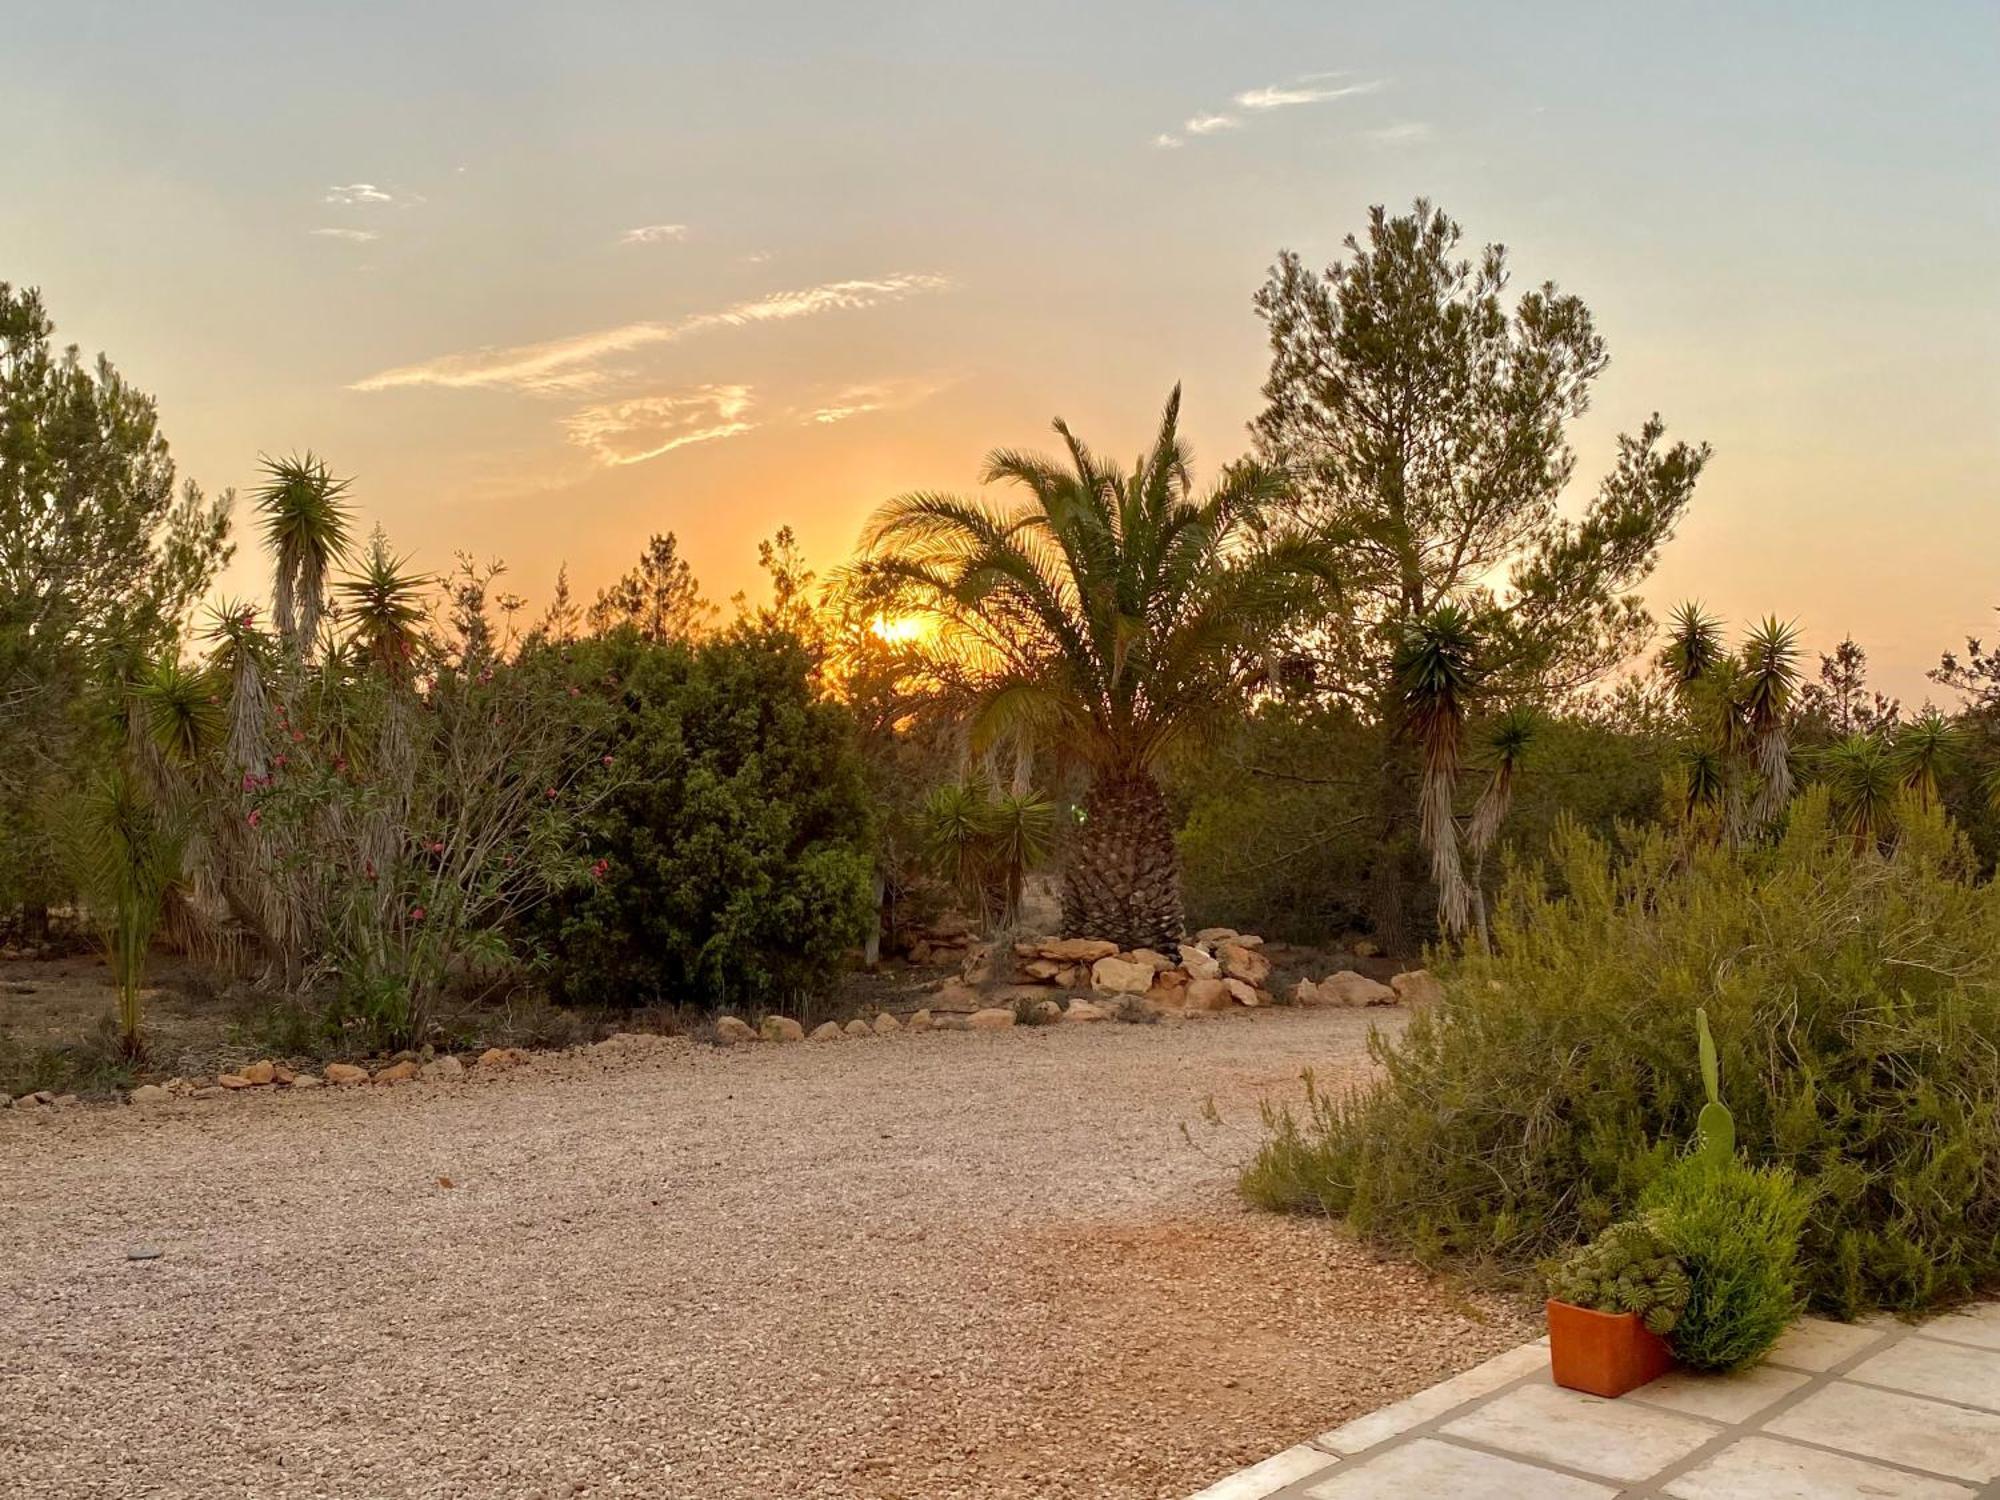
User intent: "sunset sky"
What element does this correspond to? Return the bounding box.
[4,1,1995,699]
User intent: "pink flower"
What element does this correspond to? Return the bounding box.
[567,686,580,698]
[246,809,262,828]
[590,859,609,881]
[545,787,558,799]
[426,840,444,855]
[241,772,257,792]
[601,754,614,767]
[409,906,426,922]
[274,754,288,769]
[364,859,376,880]
[333,755,347,773]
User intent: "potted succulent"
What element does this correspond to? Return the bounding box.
[1545,1217,1691,1396]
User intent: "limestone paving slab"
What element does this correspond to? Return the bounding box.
[1195,1301,2000,1500]
[1766,1315,1896,1372]
[1845,1335,2000,1413]
[1764,1380,2000,1484]
[1626,1361,1811,1423]
[1662,1435,1978,1500]
[1313,1339,1549,1455]
[1185,1444,1337,1500]
[1439,1381,1718,1482]
[1920,1302,2000,1353]
[1296,1438,1616,1499]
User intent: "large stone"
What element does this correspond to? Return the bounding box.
[1126,947,1177,972]
[324,1063,370,1086]
[929,981,985,1013]
[240,1060,276,1086]
[759,1016,805,1043]
[271,1064,297,1085]
[1064,999,1109,1024]
[1390,969,1444,1007]
[1178,944,1221,980]
[476,1046,529,1069]
[713,1015,757,1044]
[1020,958,1067,981]
[1031,937,1119,963]
[872,1012,901,1036]
[290,1074,323,1090]
[216,1073,253,1090]
[374,1060,419,1084]
[1184,978,1233,1012]
[1224,977,1260,1006]
[1029,998,1063,1024]
[1293,978,1324,1006]
[809,1021,844,1042]
[1217,941,1271,986]
[1146,969,1189,1006]
[1091,955,1155,995]
[967,1007,1016,1031]
[844,1018,873,1038]
[904,1009,933,1033]
[128,1084,172,1106]
[1320,970,1397,1007]
[1232,933,1265,948]
[421,1055,465,1081]
[1194,926,1239,944]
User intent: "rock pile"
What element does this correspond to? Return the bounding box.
[899,913,979,968]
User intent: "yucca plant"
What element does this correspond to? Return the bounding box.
[49,769,187,1056]
[851,386,1328,949]
[1819,733,1900,847]
[1466,705,1537,951]
[255,452,353,656]
[338,530,430,680]
[1893,708,1961,811]
[1739,617,1802,827]
[1392,603,1482,937]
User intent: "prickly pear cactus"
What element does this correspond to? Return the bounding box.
[1695,1008,1736,1165]
[1545,1218,1692,1335]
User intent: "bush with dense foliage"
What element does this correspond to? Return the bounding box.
[1243,791,2000,1317]
[1642,1154,1810,1370]
[530,624,875,1012]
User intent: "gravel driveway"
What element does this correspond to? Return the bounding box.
[0,1009,1531,1499]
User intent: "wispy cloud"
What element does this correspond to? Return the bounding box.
[565,386,756,467]
[1366,121,1433,145]
[309,227,379,243]
[350,272,952,396]
[1184,113,1241,136]
[1156,72,1385,147]
[1236,76,1384,111]
[804,376,953,427]
[324,182,417,206]
[619,223,688,246]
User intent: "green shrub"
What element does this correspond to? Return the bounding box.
[1544,1218,1690,1335]
[1643,1154,1810,1371]
[1242,791,2000,1317]
[529,624,874,1012]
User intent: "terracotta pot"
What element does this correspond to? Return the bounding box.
[1545,1299,1674,1397]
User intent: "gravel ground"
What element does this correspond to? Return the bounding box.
[0,1008,1532,1499]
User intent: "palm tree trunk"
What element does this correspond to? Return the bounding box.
[1061,769,1182,951]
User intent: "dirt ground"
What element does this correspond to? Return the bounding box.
[0,1004,1530,1500]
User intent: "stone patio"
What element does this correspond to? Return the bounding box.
[1188,1303,2000,1499]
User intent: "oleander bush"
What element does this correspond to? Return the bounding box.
[529,624,875,1013]
[1243,789,2000,1317]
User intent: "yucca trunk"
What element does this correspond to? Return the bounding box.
[1061,770,1182,950]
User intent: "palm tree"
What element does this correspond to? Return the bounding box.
[1661,604,1801,839]
[1820,733,1899,848]
[1392,604,1481,938]
[1893,708,1961,811]
[254,453,353,655]
[853,387,1326,949]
